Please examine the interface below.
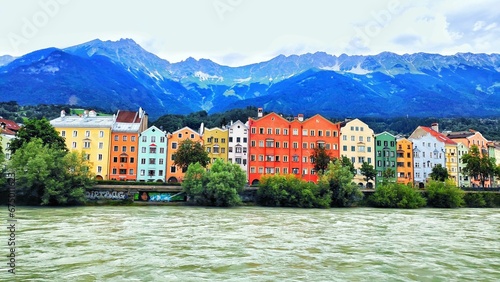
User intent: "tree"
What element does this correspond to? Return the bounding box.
[8,139,93,205]
[319,159,363,207]
[369,182,426,209]
[462,145,496,187]
[430,164,449,182]
[9,118,67,154]
[426,179,464,208]
[173,139,210,171]
[182,159,246,207]
[360,162,376,184]
[382,168,396,183]
[339,156,356,175]
[311,146,332,173]
[0,140,6,187]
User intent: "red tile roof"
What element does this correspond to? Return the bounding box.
[0,117,20,135]
[420,126,457,145]
[116,111,140,123]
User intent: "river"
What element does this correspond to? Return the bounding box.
[2,206,499,281]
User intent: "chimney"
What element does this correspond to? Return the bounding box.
[83,110,89,117]
[298,114,304,122]
[257,108,263,118]
[60,110,66,118]
[200,122,204,135]
[431,123,439,132]
[89,110,96,117]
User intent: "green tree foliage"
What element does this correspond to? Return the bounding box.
[173,139,210,171]
[0,141,6,187]
[426,180,465,208]
[311,146,332,173]
[257,174,331,208]
[360,162,376,183]
[369,183,426,209]
[318,159,363,207]
[338,156,356,175]
[8,139,94,205]
[182,159,246,207]
[9,118,67,154]
[461,145,496,187]
[429,164,449,181]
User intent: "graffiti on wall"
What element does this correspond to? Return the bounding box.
[86,190,128,200]
[135,191,185,202]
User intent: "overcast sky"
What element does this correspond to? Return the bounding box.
[1,0,499,66]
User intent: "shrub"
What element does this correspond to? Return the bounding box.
[369,182,426,209]
[257,174,331,208]
[426,180,464,208]
[318,161,363,207]
[464,193,499,208]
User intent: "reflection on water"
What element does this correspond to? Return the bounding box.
[2,207,499,281]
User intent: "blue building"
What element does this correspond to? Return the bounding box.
[137,125,167,182]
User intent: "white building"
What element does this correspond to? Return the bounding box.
[228,120,249,181]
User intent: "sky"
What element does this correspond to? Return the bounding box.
[0,0,499,66]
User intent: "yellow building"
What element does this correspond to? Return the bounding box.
[50,110,114,180]
[202,126,229,168]
[444,143,459,186]
[339,118,375,187]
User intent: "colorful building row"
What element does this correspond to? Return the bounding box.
[2,108,499,188]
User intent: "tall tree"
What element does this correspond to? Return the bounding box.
[311,146,332,173]
[173,139,210,171]
[430,164,449,182]
[360,162,377,183]
[339,156,356,175]
[319,159,363,207]
[462,145,496,187]
[9,118,67,154]
[8,139,93,205]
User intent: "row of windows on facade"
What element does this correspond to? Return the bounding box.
[251,140,338,150]
[250,167,317,175]
[206,137,248,143]
[207,146,248,154]
[413,152,443,158]
[251,127,339,137]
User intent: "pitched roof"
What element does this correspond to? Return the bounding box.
[420,126,457,145]
[116,110,141,123]
[0,117,20,135]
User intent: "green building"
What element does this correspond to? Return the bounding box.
[375,132,397,186]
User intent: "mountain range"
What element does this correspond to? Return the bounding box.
[1,38,499,120]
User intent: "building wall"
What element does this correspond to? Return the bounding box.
[166,127,203,183]
[340,119,375,185]
[228,121,249,180]
[456,142,469,187]
[396,138,414,185]
[444,143,459,186]
[410,134,445,186]
[137,126,168,182]
[203,127,229,168]
[375,132,397,185]
[58,127,112,180]
[109,132,139,181]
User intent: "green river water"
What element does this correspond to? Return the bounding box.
[1,206,499,281]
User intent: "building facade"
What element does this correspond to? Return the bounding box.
[166,126,203,183]
[339,119,375,187]
[396,137,414,185]
[50,110,114,180]
[137,125,167,182]
[203,126,229,168]
[374,132,397,185]
[228,120,249,180]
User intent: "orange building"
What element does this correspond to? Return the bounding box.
[166,126,203,183]
[396,137,414,185]
[248,109,340,185]
[109,109,148,181]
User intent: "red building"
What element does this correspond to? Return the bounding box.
[248,109,340,185]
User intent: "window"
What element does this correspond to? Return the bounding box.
[159,170,163,176]
[131,136,136,142]
[236,158,242,164]
[122,146,126,152]
[112,168,117,175]
[343,145,347,151]
[73,131,77,137]
[284,142,288,148]
[150,147,157,154]
[302,156,307,163]
[149,158,156,164]
[302,142,307,149]
[251,141,256,147]
[334,131,338,137]
[310,130,315,136]
[229,137,233,143]
[251,128,256,134]
[151,136,156,143]
[303,129,308,136]
[283,129,289,135]
[259,141,264,147]
[215,138,219,143]
[142,147,146,153]
[61,130,66,137]
[160,137,165,143]
[351,146,355,152]
[359,136,363,142]
[171,143,177,149]
[130,157,135,163]
[129,169,134,175]
[367,137,371,142]
[259,155,264,161]
[266,140,274,147]
[141,158,146,164]
[114,146,118,152]
[114,135,118,141]
[120,157,127,163]
[250,167,256,173]
[131,146,135,152]
[251,155,256,161]
[123,136,127,141]
[236,147,242,153]
[99,131,104,138]
[275,128,280,135]
[292,155,299,162]
[140,170,145,176]
[159,159,164,165]
[236,137,241,143]
[283,156,288,162]
[98,154,103,161]
[326,131,330,137]
[267,128,272,134]
[343,135,347,141]
[97,166,102,173]
[148,170,155,176]
[351,136,355,141]
[293,142,298,149]
[213,146,219,154]
[318,130,323,137]
[142,136,147,142]
[243,137,247,143]
[259,128,264,134]
[84,141,90,148]
[358,146,365,152]
[293,129,298,135]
